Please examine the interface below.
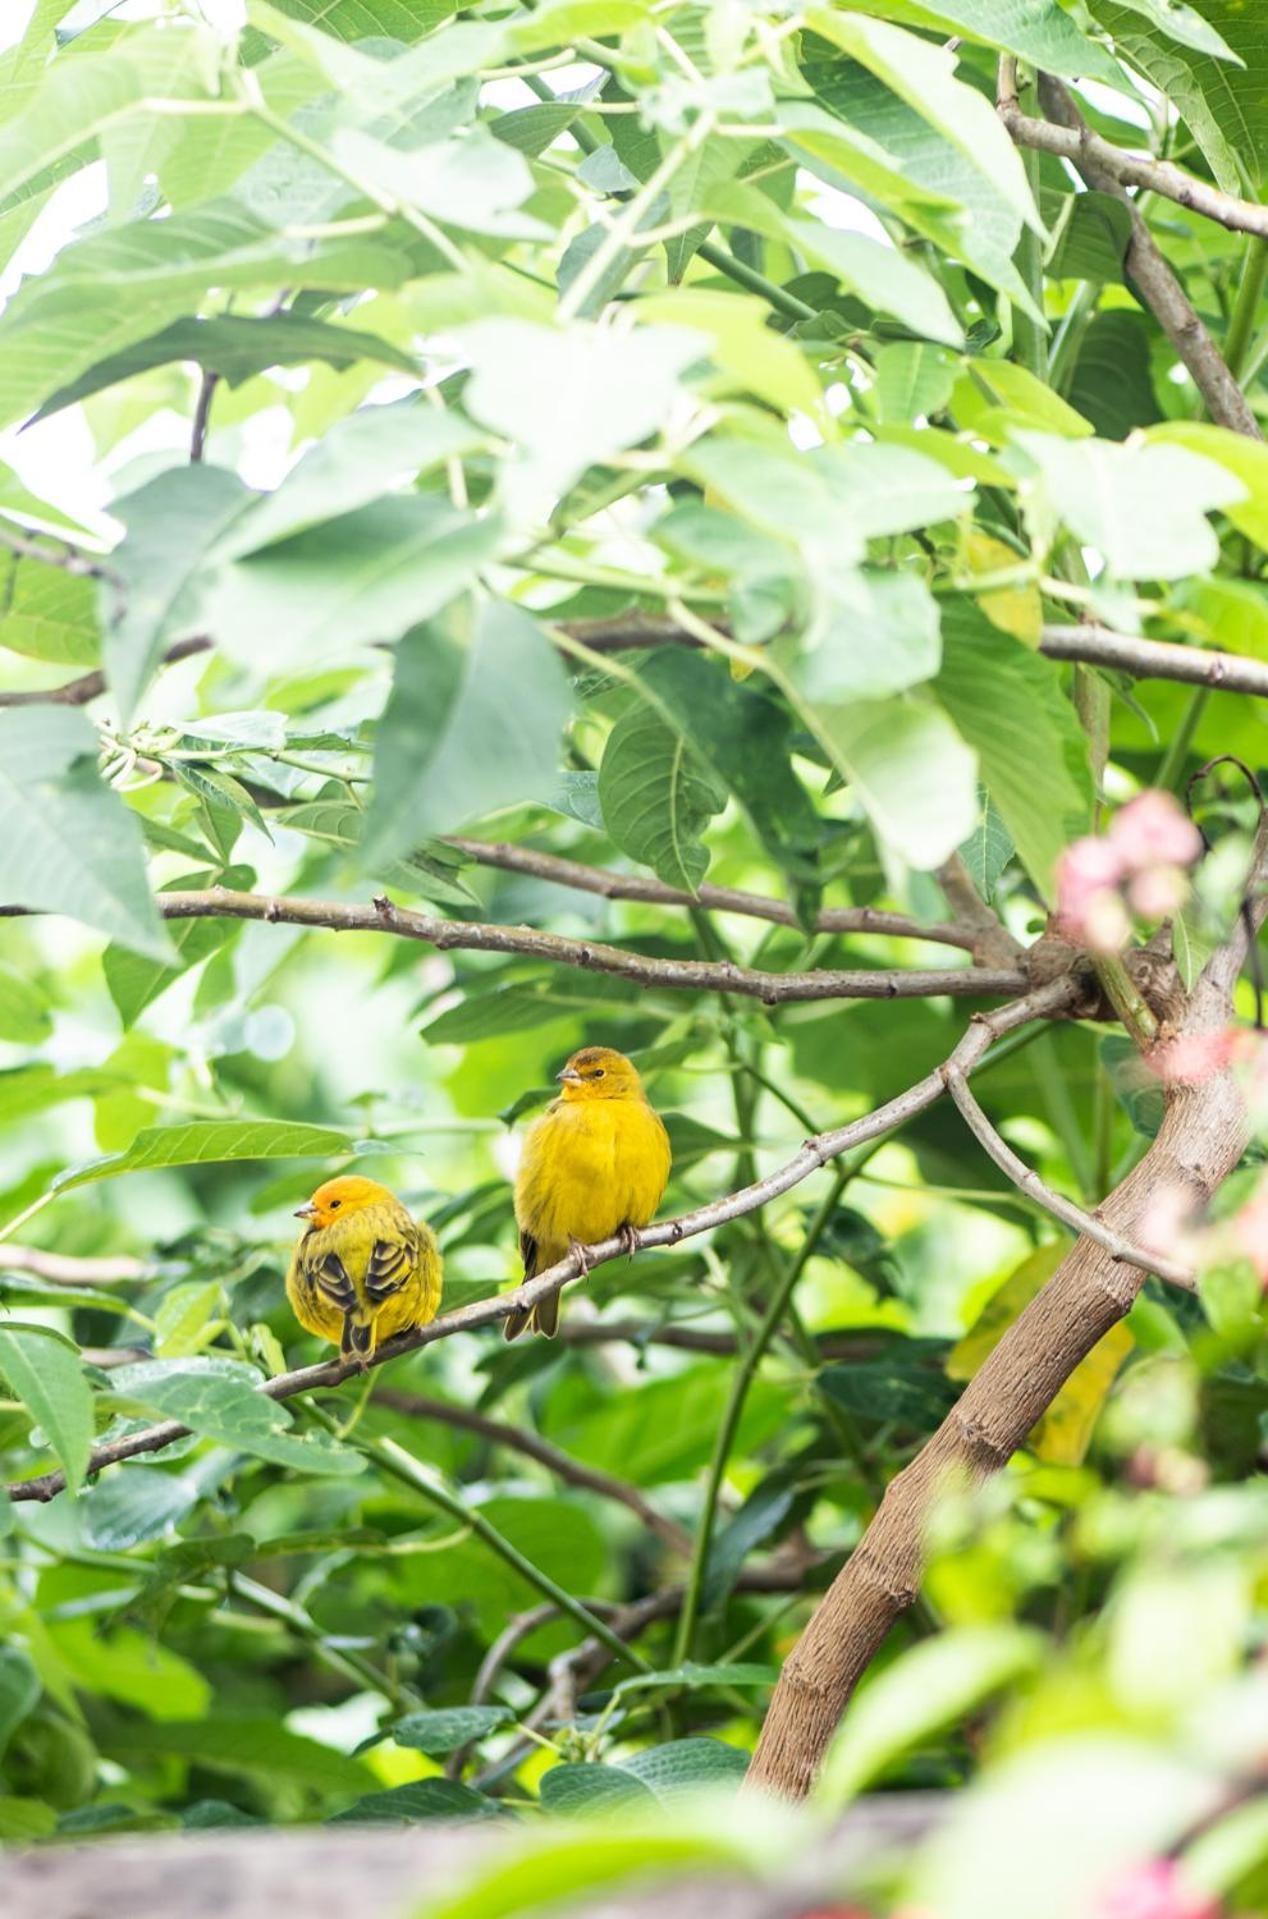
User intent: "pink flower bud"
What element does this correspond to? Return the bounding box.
[1109,792,1203,873]
[1055,838,1132,951]
[1096,1859,1217,1919]
[1148,1030,1241,1087]
[1125,864,1189,921]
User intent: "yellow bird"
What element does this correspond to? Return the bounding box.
[506,1045,671,1340]
[286,1173,442,1362]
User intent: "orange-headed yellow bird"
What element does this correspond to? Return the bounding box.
[287,1174,442,1361]
[506,1045,671,1340]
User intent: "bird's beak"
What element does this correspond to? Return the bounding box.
[557,1066,582,1083]
[294,1202,318,1221]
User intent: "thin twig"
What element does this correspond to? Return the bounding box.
[1032,78,1263,440]
[943,1066,1195,1289]
[374,1388,692,1553]
[1042,627,1268,699]
[0,1245,147,1285]
[0,522,109,579]
[997,82,1268,243]
[0,636,211,710]
[4,978,1079,1505]
[447,838,982,951]
[0,887,1029,1007]
[189,370,220,464]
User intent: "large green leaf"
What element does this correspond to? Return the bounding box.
[0,551,100,666]
[35,313,417,424]
[810,695,979,871]
[102,1714,375,1794]
[0,1326,93,1496]
[103,466,252,726]
[935,598,1092,896]
[0,708,172,960]
[53,1118,359,1194]
[0,1649,40,1759]
[391,1706,515,1754]
[111,1360,364,1475]
[598,701,726,892]
[1090,0,1262,190]
[205,496,503,673]
[363,600,572,862]
[843,0,1122,80]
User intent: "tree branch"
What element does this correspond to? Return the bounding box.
[1029,77,1263,440]
[1042,626,1268,699]
[4,977,1079,1505]
[0,1245,147,1285]
[373,1387,692,1553]
[0,522,109,579]
[20,887,1028,1007]
[934,854,1023,969]
[997,83,1268,242]
[943,1065,1195,1288]
[447,837,982,951]
[0,637,211,710]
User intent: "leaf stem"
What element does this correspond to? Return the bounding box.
[303,1403,649,1672]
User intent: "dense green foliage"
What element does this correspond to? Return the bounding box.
[2,0,1268,1911]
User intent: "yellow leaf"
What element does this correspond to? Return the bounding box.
[962,529,1042,646]
[949,1242,1132,1466]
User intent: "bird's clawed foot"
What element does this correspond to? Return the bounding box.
[567,1235,593,1278]
[616,1221,640,1261]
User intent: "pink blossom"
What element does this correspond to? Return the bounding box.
[1055,837,1131,951]
[1125,864,1190,921]
[1096,1859,1217,1919]
[1148,1031,1243,1087]
[1109,792,1203,872]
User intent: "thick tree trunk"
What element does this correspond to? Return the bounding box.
[747,1040,1248,1798]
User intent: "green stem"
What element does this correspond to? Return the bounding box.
[1093,951,1158,1048]
[1047,279,1101,396]
[304,1403,648,1673]
[694,240,818,323]
[1156,687,1209,792]
[1225,238,1267,381]
[1074,667,1111,819]
[1013,140,1047,379]
[671,1160,856,1664]
[231,1572,412,1706]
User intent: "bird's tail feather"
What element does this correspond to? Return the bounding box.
[342,1314,375,1358]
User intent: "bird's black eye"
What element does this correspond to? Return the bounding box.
[330,1199,342,1209]
[588,1068,605,1079]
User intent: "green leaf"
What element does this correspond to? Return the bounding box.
[872,342,958,425]
[1144,421,1268,551]
[216,404,486,558]
[1013,430,1246,580]
[334,125,541,238]
[36,313,417,424]
[1045,190,1132,284]
[53,1118,358,1194]
[0,707,172,960]
[0,964,52,1044]
[329,1779,499,1824]
[782,218,964,346]
[206,496,504,674]
[817,1626,1046,1803]
[935,598,1092,896]
[102,1714,375,1794]
[958,793,1014,902]
[391,1705,516,1754]
[811,696,979,871]
[1089,0,1260,191]
[598,701,726,892]
[363,600,572,862]
[103,466,252,725]
[276,801,479,906]
[846,0,1123,80]
[460,318,702,512]
[265,0,457,41]
[804,11,1040,235]
[1067,312,1161,441]
[611,1662,778,1700]
[114,1359,365,1475]
[0,1326,93,1496]
[80,1468,201,1552]
[0,549,100,666]
[540,1764,655,1813]
[0,1648,40,1758]
[621,1737,750,1794]
[610,650,826,878]
[104,906,238,1029]
[788,568,943,702]
[1094,0,1243,58]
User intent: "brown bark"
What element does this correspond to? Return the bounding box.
[747,995,1248,1797]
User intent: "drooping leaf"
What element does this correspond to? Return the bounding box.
[363,600,572,862]
[598,701,726,892]
[0,707,172,960]
[0,1326,94,1496]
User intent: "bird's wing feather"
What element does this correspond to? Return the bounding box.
[364,1229,419,1302]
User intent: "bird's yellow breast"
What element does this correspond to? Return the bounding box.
[514,1095,671,1268]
